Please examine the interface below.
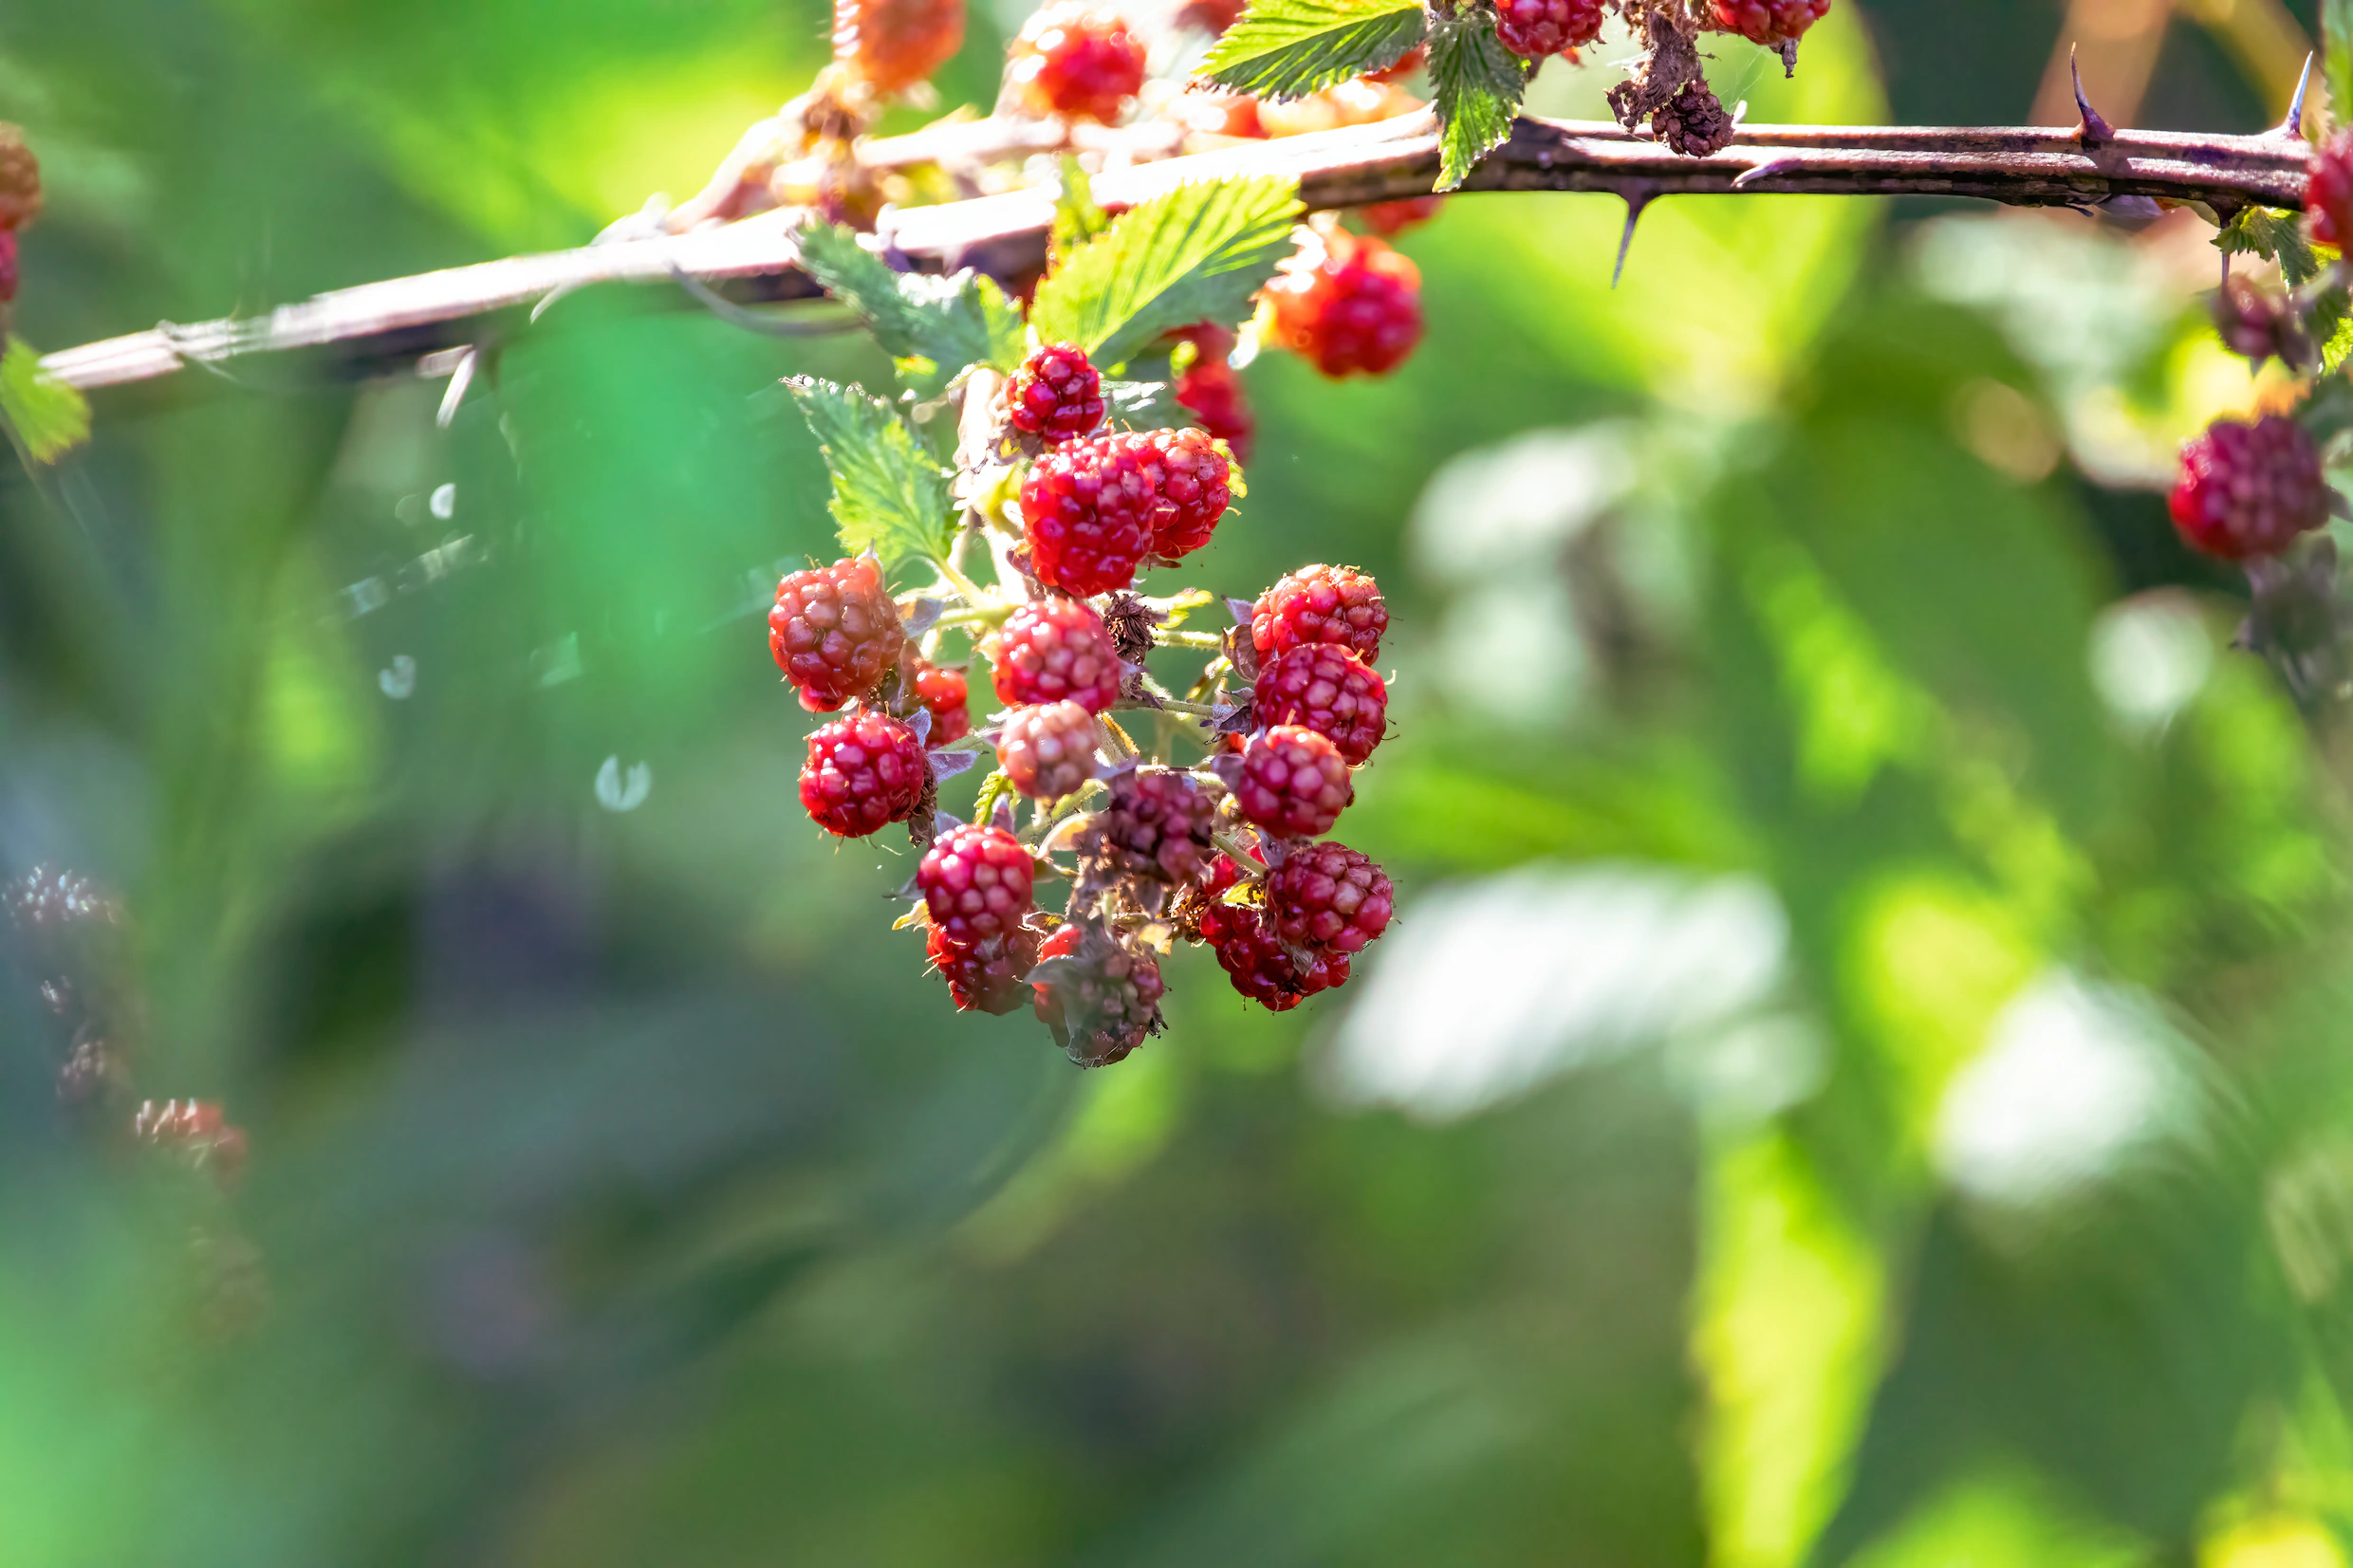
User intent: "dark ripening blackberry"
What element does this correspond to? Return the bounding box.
[1253,644,1388,765]
[1252,563,1386,664]
[2170,415,2330,561]
[1006,343,1106,442]
[990,597,1124,712]
[1031,921,1165,1066]
[1007,4,1148,123]
[1020,433,1160,596]
[770,556,905,712]
[801,709,929,836]
[929,920,1043,1014]
[917,823,1035,946]
[999,700,1101,800]
[1265,231,1424,379]
[1266,841,1393,956]
[1085,766,1218,884]
[1494,0,1604,60]
[1197,855,1350,1011]
[1232,726,1353,839]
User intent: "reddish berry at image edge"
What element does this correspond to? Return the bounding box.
[771,556,905,712]
[833,0,966,94]
[2310,134,2353,250]
[2170,415,2330,561]
[1707,0,1830,46]
[801,709,929,837]
[1494,0,1604,61]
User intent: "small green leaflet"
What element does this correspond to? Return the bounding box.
[2218,207,2322,286]
[2326,0,2353,140]
[0,340,91,464]
[1428,2,1529,192]
[795,223,1027,390]
[1196,0,1426,101]
[1052,157,1112,268]
[2299,373,2353,452]
[786,377,956,571]
[1030,175,1302,371]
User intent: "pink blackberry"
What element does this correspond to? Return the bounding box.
[1253,644,1387,765]
[906,655,973,744]
[929,920,1043,1015]
[1031,921,1165,1066]
[1707,0,1830,46]
[1494,0,1604,60]
[1021,433,1160,596]
[918,822,1035,946]
[1007,5,1148,123]
[1232,726,1353,839]
[1006,342,1106,442]
[835,0,966,93]
[1086,766,1218,883]
[801,708,929,836]
[0,127,40,232]
[2169,415,2329,561]
[1197,855,1350,1011]
[0,231,15,305]
[1176,355,1254,463]
[770,557,905,712]
[1265,231,1423,379]
[1251,563,1386,664]
[989,596,1123,712]
[1267,841,1392,955]
[999,700,1101,800]
[2312,133,2353,250]
[1137,427,1234,560]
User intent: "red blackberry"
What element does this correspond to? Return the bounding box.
[1031,922,1165,1066]
[770,556,905,712]
[2311,133,2353,250]
[918,822,1035,945]
[1176,0,1246,33]
[1135,427,1233,559]
[133,1098,250,1182]
[1265,231,1423,379]
[1008,5,1148,123]
[1006,342,1106,442]
[1251,563,1386,664]
[0,127,40,232]
[1253,644,1387,764]
[929,920,1043,1014]
[1021,433,1159,596]
[1232,726,1353,839]
[0,231,16,305]
[999,700,1101,800]
[989,597,1124,712]
[2169,415,2329,561]
[1360,196,1443,237]
[1197,855,1350,1011]
[801,708,929,836]
[1706,0,1830,46]
[1494,0,1604,60]
[834,0,966,93]
[1086,766,1218,883]
[1176,355,1254,463]
[1266,840,1392,955]
[906,655,973,744]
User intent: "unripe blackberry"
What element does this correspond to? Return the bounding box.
[2312,133,2353,249]
[1137,427,1233,559]
[1198,855,1350,1011]
[1087,766,1218,883]
[1267,840,1392,955]
[1494,0,1604,60]
[1233,726,1353,839]
[801,709,929,836]
[834,0,966,94]
[770,557,905,712]
[2215,276,2312,371]
[2169,415,2329,561]
[1006,342,1106,442]
[1021,433,1159,596]
[1654,80,1734,157]
[1176,355,1254,463]
[1031,922,1165,1066]
[0,126,41,232]
[918,822,1035,945]
[906,655,973,744]
[1000,700,1101,800]
[1265,231,1423,379]
[1008,5,1148,123]
[1252,563,1386,664]
[990,596,1123,712]
[1707,0,1830,46]
[929,920,1044,1014]
[1253,644,1388,764]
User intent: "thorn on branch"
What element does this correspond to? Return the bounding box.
[1613,191,1652,290]
[1732,157,1800,191]
[2283,52,2316,140]
[2071,46,2115,146]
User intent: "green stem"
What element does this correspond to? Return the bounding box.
[935,554,998,612]
[1158,628,1228,652]
[1125,696,1217,719]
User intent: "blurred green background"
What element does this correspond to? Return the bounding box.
[7,0,2353,1562]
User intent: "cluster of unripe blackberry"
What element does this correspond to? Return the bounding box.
[770,341,1397,1065]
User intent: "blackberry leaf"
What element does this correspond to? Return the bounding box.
[2217,208,2321,288]
[787,378,956,571]
[1030,175,1303,372]
[0,341,90,464]
[1051,157,1112,272]
[796,222,1026,390]
[1197,0,1426,101]
[1428,3,1529,193]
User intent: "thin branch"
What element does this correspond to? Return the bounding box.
[41,112,2312,394]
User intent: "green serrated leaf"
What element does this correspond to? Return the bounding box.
[1196,0,1425,101]
[1029,175,1303,371]
[2298,374,2353,452]
[2327,0,2353,139]
[1,340,91,464]
[795,223,1026,390]
[1427,3,1529,193]
[2217,207,2323,288]
[786,377,955,572]
[1052,157,1111,270]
